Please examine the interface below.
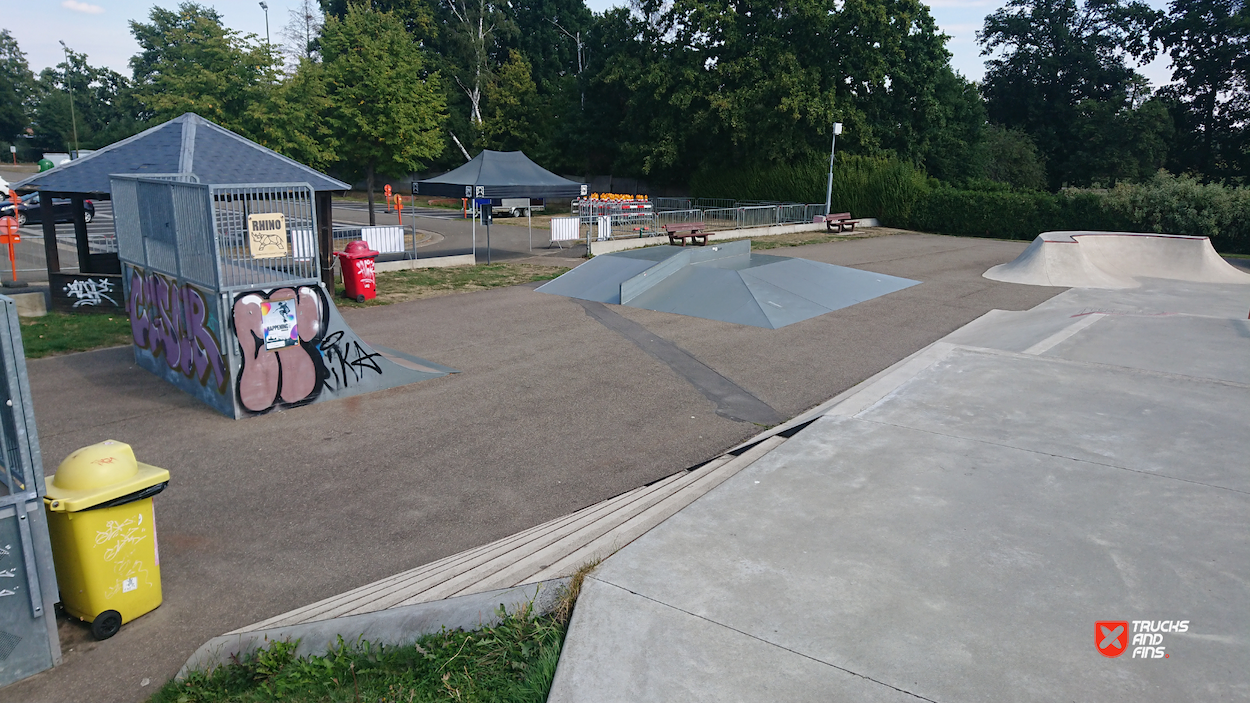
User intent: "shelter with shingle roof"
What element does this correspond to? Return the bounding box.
[12,113,349,310]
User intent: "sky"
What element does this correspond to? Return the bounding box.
[3,0,1175,87]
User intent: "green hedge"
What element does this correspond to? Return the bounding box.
[690,154,928,222]
[695,160,1250,253]
[899,188,1128,241]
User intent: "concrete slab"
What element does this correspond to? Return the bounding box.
[551,279,1250,702]
[570,414,1248,701]
[861,348,1250,492]
[549,577,920,703]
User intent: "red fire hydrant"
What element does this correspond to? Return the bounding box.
[335,240,380,302]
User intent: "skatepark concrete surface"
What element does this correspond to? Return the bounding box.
[0,232,1062,703]
[984,230,1250,289]
[548,277,1250,702]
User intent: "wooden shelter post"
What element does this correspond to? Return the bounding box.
[317,191,334,288]
[71,195,90,271]
[39,197,59,274]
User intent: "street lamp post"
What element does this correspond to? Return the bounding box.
[824,122,843,216]
[259,2,270,46]
[58,41,80,158]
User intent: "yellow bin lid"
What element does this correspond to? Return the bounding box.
[44,440,169,512]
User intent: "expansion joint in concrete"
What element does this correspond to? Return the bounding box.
[576,300,784,425]
[590,576,942,703]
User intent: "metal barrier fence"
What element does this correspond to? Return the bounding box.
[567,198,829,243]
[652,197,692,212]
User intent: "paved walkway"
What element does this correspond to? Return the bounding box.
[549,279,1250,701]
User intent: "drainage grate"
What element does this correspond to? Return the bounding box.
[0,630,22,660]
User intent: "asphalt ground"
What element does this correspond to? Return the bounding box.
[0,232,1060,702]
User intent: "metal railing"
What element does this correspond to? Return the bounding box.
[210,183,319,291]
[579,199,829,241]
[113,176,321,293]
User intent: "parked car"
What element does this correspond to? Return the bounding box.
[0,192,95,226]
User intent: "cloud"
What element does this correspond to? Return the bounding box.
[62,0,105,14]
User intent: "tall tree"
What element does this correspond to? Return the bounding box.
[129,2,278,130]
[0,35,31,158]
[481,49,548,156]
[30,47,142,153]
[321,4,447,223]
[1154,0,1250,179]
[979,0,1166,187]
[0,30,34,145]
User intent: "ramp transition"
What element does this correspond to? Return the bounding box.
[984,231,1250,289]
[536,240,918,328]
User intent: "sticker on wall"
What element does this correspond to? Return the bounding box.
[261,294,300,351]
[247,213,288,259]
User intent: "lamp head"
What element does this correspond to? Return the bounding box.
[259,1,268,9]
[833,122,844,136]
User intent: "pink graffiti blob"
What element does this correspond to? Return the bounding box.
[233,287,322,412]
[128,269,227,393]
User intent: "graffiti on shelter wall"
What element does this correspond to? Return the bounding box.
[232,285,388,414]
[64,277,118,307]
[128,268,228,394]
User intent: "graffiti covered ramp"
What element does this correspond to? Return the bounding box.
[536,240,919,328]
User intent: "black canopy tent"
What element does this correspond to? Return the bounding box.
[414,150,587,262]
[414,150,587,199]
[13,113,349,310]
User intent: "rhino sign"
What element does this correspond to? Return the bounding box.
[247,213,288,259]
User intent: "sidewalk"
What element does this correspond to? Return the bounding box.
[549,279,1250,701]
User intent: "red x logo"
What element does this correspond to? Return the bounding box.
[1096,621,1129,657]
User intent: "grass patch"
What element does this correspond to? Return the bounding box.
[20,312,131,358]
[337,263,566,308]
[150,604,566,703]
[150,557,603,703]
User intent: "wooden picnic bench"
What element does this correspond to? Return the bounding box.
[818,212,860,233]
[665,222,709,246]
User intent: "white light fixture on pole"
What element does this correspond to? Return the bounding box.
[259,2,270,46]
[59,41,80,158]
[824,122,843,216]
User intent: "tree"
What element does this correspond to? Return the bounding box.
[129,2,278,130]
[980,124,1048,189]
[1154,0,1250,179]
[481,50,547,156]
[245,59,338,171]
[978,0,1165,187]
[0,30,34,144]
[29,47,143,153]
[321,4,447,223]
[283,0,325,63]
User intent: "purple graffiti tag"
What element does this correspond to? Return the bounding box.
[128,269,151,349]
[182,286,227,392]
[127,268,227,395]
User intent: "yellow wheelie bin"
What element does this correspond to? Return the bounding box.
[43,440,169,640]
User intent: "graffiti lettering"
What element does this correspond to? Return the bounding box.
[233,286,322,412]
[64,277,117,307]
[129,268,227,394]
[319,330,384,390]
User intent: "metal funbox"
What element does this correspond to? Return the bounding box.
[111,176,453,419]
[0,296,61,689]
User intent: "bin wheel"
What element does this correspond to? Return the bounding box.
[91,610,122,640]
[355,294,365,303]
